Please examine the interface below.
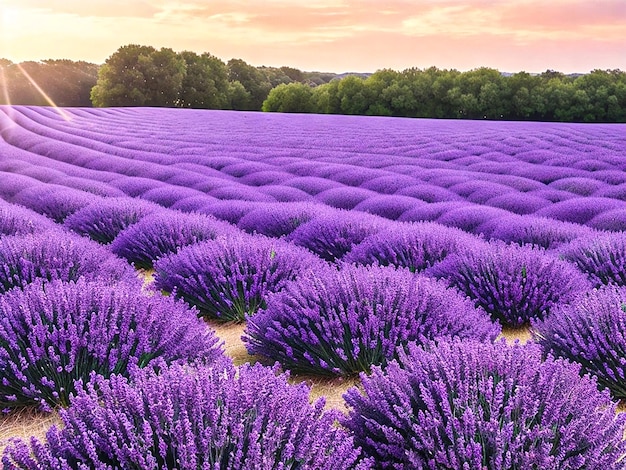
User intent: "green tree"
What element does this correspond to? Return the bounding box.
[227,59,272,110]
[178,51,229,109]
[91,44,186,107]
[262,83,314,113]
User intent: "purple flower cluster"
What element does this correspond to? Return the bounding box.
[236,202,321,237]
[3,363,365,469]
[0,232,137,294]
[429,241,589,326]
[0,201,56,238]
[533,286,626,398]
[64,197,159,244]
[110,210,238,269]
[344,221,477,272]
[484,215,594,249]
[559,232,626,287]
[0,279,224,411]
[343,339,626,468]
[287,210,390,262]
[244,265,499,376]
[154,235,325,322]
[12,185,98,223]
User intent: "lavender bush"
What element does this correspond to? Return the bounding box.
[244,265,500,376]
[344,221,478,273]
[0,278,225,411]
[110,210,237,269]
[236,202,321,237]
[154,235,325,322]
[343,339,626,469]
[0,202,55,238]
[533,286,626,398]
[12,186,98,223]
[429,241,589,326]
[287,210,390,262]
[0,232,137,294]
[64,197,159,244]
[3,363,365,469]
[484,214,594,249]
[559,232,626,287]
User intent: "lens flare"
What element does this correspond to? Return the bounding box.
[15,64,72,121]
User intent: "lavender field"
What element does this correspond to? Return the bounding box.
[1,105,626,468]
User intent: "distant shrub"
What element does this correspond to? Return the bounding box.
[110,210,237,269]
[108,176,169,197]
[287,210,390,262]
[209,185,276,203]
[429,241,589,326]
[588,209,626,232]
[0,279,224,411]
[353,195,422,220]
[396,184,461,203]
[398,201,470,223]
[257,185,313,202]
[344,221,478,272]
[2,363,365,469]
[237,202,322,237]
[0,173,38,201]
[486,192,549,215]
[0,232,137,293]
[64,197,160,244]
[533,286,626,398]
[549,177,605,196]
[359,174,419,194]
[140,186,209,208]
[436,205,511,235]
[244,265,499,376]
[154,235,325,323]
[200,200,261,224]
[12,186,97,223]
[484,215,593,249]
[343,339,626,469]
[0,202,56,238]
[283,176,343,195]
[559,233,626,287]
[535,197,626,225]
[316,186,377,210]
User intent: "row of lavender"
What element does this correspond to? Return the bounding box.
[1,106,626,235]
[2,186,626,467]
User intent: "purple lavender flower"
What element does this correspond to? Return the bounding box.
[0,232,138,293]
[353,195,423,220]
[483,215,594,249]
[316,186,378,210]
[560,232,626,287]
[2,363,365,469]
[0,278,225,411]
[244,265,500,376]
[12,186,98,223]
[154,234,325,322]
[110,210,237,269]
[533,286,626,398]
[287,210,391,262]
[344,221,478,273]
[0,201,56,238]
[535,197,626,225]
[237,202,322,237]
[63,197,160,244]
[343,339,626,469]
[429,241,589,326]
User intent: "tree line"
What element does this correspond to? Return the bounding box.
[0,59,98,107]
[1,44,625,122]
[263,67,626,122]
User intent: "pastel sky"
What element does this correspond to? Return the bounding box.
[1,0,624,73]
